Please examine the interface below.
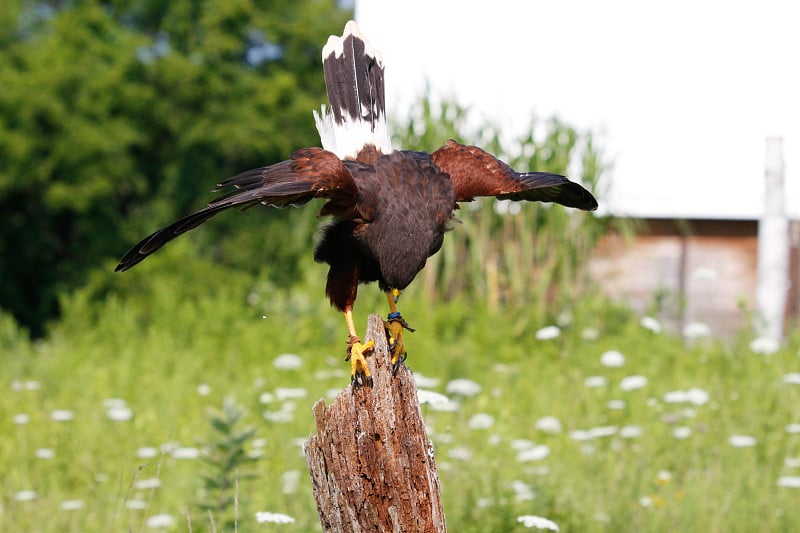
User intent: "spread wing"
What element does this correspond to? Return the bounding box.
[431,139,598,211]
[116,148,357,272]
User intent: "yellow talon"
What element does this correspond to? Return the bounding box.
[384,320,406,367]
[348,339,374,387]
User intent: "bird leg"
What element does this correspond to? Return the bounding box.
[384,289,415,374]
[344,307,374,387]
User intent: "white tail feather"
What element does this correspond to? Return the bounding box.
[315,21,392,159]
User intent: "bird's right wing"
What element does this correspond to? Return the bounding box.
[115,148,357,272]
[431,140,598,211]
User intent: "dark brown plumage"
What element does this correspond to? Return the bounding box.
[116,21,598,385]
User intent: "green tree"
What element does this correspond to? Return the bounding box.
[0,0,350,335]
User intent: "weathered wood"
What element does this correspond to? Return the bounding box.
[304,314,446,533]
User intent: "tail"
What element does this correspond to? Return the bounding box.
[313,20,392,160]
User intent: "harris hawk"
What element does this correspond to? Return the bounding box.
[116,21,598,386]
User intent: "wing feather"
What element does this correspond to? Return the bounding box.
[115,148,357,272]
[431,140,598,211]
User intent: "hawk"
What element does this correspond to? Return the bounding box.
[116,21,598,386]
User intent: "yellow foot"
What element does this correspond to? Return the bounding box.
[346,335,375,387]
[384,313,415,375]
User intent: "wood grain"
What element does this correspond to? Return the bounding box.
[305,315,446,533]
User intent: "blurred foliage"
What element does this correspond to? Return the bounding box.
[393,96,629,324]
[0,0,350,336]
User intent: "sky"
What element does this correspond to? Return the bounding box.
[355,0,799,218]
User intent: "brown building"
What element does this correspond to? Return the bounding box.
[590,218,800,337]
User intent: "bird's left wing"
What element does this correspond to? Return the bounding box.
[431,140,598,211]
[212,147,357,210]
[116,148,357,272]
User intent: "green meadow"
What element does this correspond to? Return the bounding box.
[3,242,800,531]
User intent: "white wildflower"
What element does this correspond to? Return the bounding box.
[448,446,473,461]
[588,426,618,439]
[777,476,800,488]
[534,416,563,434]
[137,447,158,458]
[510,439,535,451]
[282,470,301,494]
[263,410,294,423]
[584,375,607,388]
[535,325,560,341]
[413,373,441,388]
[274,387,307,401]
[783,373,800,385]
[145,513,175,529]
[445,378,482,396]
[12,413,30,424]
[600,350,625,368]
[656,470,672,482]
[517,514,560,531]
[569,430,591,442]
[620,425,643,438]
[663,388,709,406]
[15,490,37,501]
[620,375,648,391]
[686,388,710,405]
[60,499,84,510]
[517,445,551,462]
[106,406,133,421]
[729,434,757,448]
[51,409,74,421]
[511,480,535,501]
[171,447,200,459]
[259,391,275,404]
[468,413,494,430]
[640,316,662,333]
[750,337,780,355]
[102,398,127,409]
[197,383,212,396]
[35,448,55,459]
[581,327,599,341]
[607,400,626,410]
[786,424,800,434]
[133,478,161,490]
[255,511,295,524]
[673,426,692,439]
[273,353,303,370]
[683,322,711,339]
[416,389,455,411]
[125,499,148,510]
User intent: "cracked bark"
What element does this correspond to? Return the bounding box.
[305,314,446,533]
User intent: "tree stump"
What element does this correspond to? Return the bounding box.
[304,314,446,533]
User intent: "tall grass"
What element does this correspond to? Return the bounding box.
[2,264,799,532]
[393,96,630,323]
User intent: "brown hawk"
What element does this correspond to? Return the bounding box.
[116,21,598,386]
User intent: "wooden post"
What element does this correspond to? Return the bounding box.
[304,314,446,533]
[756,137,789,339]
